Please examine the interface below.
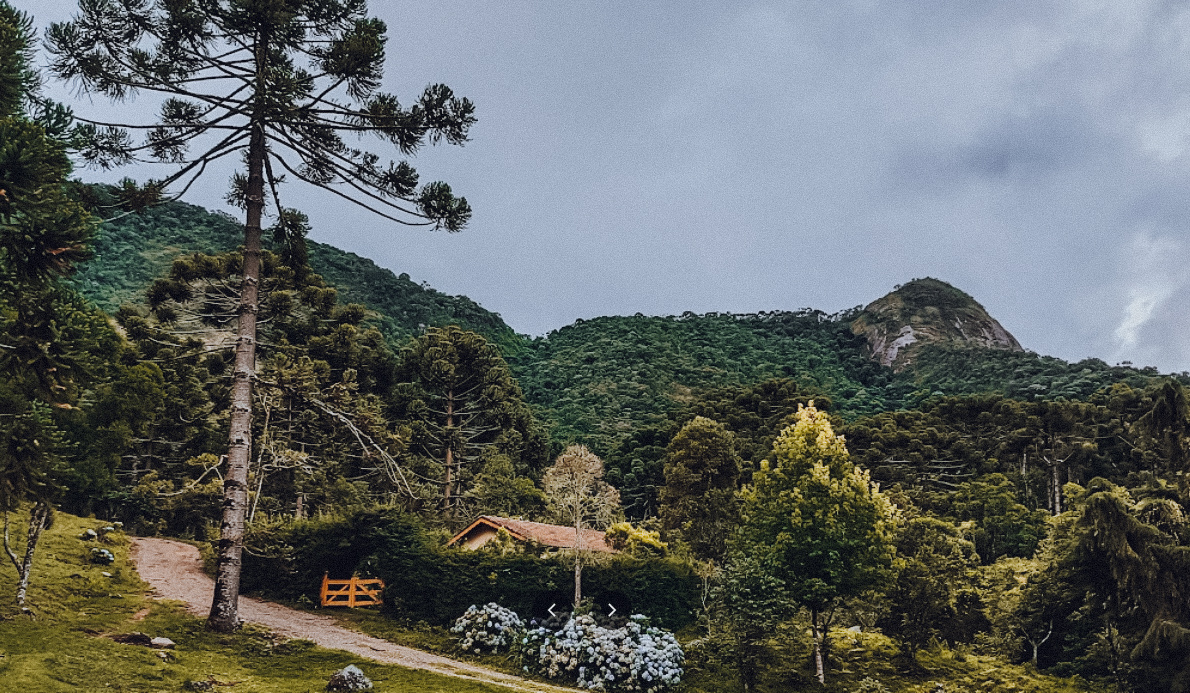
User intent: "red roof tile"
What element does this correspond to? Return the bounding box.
[449,515,616,553]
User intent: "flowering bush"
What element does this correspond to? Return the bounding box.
[451,603,524,653]
[520,613,684,692]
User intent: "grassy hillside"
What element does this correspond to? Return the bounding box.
[0,507,519,693]
[72,195,520,351]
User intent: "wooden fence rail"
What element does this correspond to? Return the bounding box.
[320,573,385,608]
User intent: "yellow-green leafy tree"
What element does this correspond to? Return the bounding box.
[739,402,896,685]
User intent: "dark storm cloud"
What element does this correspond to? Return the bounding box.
[961,111,1096,180]
[31,0,1190,372]
[890,107,1103,192]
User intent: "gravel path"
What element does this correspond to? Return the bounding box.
[129,537,570,693]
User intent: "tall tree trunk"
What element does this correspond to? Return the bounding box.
[1050,456,1063,515]
[574,554,583,607]
[208,115,266,633]
[573,514,583,606]
[4,502,51,606]
[811,607,826,685]
[1025,621,1053,667]
[444,388,454,518]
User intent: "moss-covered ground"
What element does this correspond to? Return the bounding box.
[0,508,514,692]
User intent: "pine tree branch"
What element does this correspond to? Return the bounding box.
[268,151,435,226]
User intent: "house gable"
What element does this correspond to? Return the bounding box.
[448,515,615,553]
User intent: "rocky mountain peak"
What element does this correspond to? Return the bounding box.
[850,278,1023,371]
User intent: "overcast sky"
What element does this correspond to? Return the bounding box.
[32,1,1190,373]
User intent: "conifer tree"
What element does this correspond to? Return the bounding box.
[48,0,475,632]
[1076,479,1190,684]
[659,415,740,564]
[1136,380,1190,478]
[0,0,92,606]
[121,245,408,529]
[394,326,545,520]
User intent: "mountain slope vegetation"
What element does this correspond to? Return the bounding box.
[73,204,1185,456]
[510,310,901,455]
[72,196,519,350]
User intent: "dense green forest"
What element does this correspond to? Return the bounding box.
[70,197,1187,460]
[72,195,519,351]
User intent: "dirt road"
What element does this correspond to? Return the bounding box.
[129,537,569,693]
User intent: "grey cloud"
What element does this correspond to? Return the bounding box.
[28,0,1190,373]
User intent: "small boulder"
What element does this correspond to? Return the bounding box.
[111,632,153,646]
[150,637,176,649]
[90,547,115,565]
[326,664,373,691]
[78,529,98,541]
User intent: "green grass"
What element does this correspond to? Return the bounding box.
[678,628,1103,693]
[304,607,523,674]
[0,508,520,692]
[314,600,1103,693]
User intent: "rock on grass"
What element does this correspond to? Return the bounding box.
[326,664,373,691]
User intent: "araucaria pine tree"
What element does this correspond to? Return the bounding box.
[48,0,475,632]
[0,0,92,607]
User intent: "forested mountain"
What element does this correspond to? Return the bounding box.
[11,0,1190,687]
[74,202,1185,455]
[71,195,519,351]
[509,310,902,455]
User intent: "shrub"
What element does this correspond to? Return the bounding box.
[520,613,684,692]
[451,603,524,653]
[237,507,700,628]
[605,523,668,558]
[852,677,890,693]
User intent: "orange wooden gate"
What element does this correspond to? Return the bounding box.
[320,573,385,608]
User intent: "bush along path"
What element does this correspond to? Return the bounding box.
[130,537,574,693]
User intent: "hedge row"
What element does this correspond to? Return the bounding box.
[240,509,700,628]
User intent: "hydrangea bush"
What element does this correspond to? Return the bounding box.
[451,602,524,653]
[90,547,115,564]
[520,613,684,693]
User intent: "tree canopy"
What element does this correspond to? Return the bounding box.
[739,402,896,684]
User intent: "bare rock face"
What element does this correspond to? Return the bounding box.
[851,278,1022,371]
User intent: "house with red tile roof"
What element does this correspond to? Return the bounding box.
[448,515,617,553]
